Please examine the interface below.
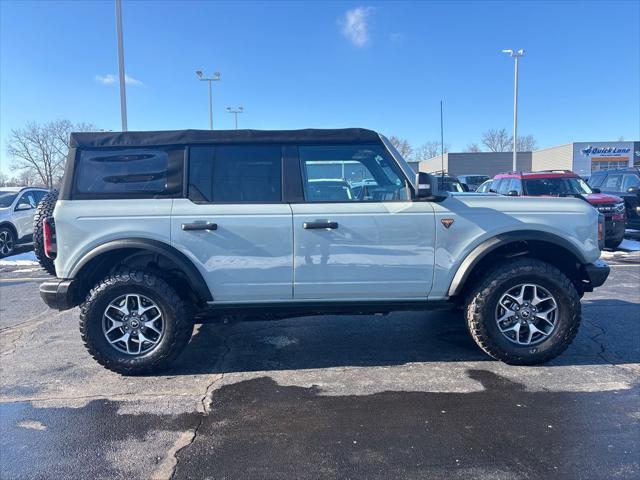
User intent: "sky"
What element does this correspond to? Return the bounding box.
[1,0,639,174]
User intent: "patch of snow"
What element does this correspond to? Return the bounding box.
[260,336,299,349]
[0,250,38,266]
[619,239,640,252]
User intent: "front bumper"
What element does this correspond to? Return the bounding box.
[604,216,625,242]
[40,278,77,311]
[583,260,610,289]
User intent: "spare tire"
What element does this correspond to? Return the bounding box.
[33,189,58,276]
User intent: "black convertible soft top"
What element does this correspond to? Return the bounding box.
[70,128,382,148]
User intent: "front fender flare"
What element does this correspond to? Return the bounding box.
[447,230,588,297]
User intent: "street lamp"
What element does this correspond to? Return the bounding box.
[226,106,244,129]
[502,49,525,171]
[195,70,221,130]
[115,0,127,131]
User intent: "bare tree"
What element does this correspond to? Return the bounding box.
[481,128,512,152]
[414,141,449,161]
[7,120,96,189]
[388,136,414,161]
[516,134,537,152]
[464,143,482,153]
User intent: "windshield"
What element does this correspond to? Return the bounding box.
[523,177,593,196]
[0,191,18,208]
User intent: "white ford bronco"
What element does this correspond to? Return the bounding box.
[40,129,609,374]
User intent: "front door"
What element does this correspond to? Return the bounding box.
[171,145,293,303]
[291,144,435,300]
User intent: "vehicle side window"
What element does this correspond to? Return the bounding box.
[298,145,409,202]
[188,145,282,203]
[601,174,623,192]
[509,179,522,194]
[497,179,511,195]
[75,148,183,198]
[17,191,38,208]
[622,174,640,191]
[32,190,46,204]
[490,179,502,192]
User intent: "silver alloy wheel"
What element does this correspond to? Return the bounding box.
[102,293,164,355]
[495,283,558,345]
[0,229,14,256]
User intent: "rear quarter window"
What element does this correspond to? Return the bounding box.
[74,148,184,199]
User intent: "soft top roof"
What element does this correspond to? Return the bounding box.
[69,128,381,149]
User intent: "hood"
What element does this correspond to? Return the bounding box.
[583,193,623,205]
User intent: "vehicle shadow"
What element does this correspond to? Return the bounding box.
[161,298,639,376]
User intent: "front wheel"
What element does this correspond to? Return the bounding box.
[465,258,581,365]
[79,270,194,375]
[0,226,16,258]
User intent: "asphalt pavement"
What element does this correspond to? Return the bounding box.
[0,252,638,479]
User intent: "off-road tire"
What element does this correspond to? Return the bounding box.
[0,226,16,258]
[33,189,58,275]
[79,270,194,375]
[605,237,623,250]
[465,258,581,365]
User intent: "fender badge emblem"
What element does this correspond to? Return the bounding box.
[441,218,454,229]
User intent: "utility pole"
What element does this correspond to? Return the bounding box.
[196,70,221,129]
[115,0,128,131]
[226,106,244,129]
[502,49,525,171]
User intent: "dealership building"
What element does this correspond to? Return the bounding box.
[419,140,640,177]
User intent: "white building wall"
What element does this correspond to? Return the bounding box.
[531,144,573,172]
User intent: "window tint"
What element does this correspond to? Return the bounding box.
[622,174,640,190]
[508,179,522,193]
[75,148,183,197]
[601,174,623,192]
[299,145,409,202]
[189,145,282,203]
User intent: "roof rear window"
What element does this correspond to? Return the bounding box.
[74,148,183,198]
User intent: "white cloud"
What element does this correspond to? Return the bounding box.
[339,6,374,47]
[95,74,144,86]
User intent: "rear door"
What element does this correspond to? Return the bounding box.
[290,144,435,300]
[171,145,293,303]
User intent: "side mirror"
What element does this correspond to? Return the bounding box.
[592,187,601,193]
[506,190,519,197]
[15,203,32,211]
[415,172,442,199]
[627,186,639,194]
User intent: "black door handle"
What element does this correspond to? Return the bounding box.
[303,221,338,230]
[181,222,218,231]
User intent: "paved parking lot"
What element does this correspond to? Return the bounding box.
[1,251,639,479]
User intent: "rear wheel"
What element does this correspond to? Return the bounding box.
[33,190,58,275]
[0,226,16,258]
[79,270,194,375]
[465,258,581,365]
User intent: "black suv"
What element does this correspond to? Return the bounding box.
[588,168,640,229]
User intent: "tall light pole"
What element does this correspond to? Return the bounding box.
[195,70,221,129]
[115,0,128,131]
[502,49,525,171]
[226,106,244,129]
